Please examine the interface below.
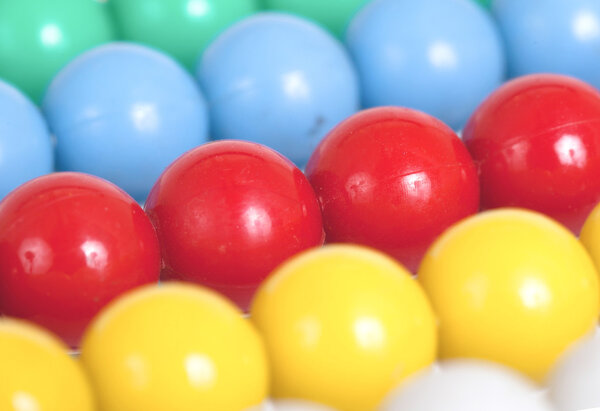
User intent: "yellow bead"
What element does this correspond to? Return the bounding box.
[0,318,95,411]
[581,202,600,273]
[80,283,269,411]
[251,244,437,411]
[418,208,600,381]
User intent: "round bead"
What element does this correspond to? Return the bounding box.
[145,140,324,310]
[197,12,359,166]
[110,0,258,70]
[0,318,95,411]
[346,0,504,130]
[418,208,600,381]
[493,0,600,89]
[43,42,209,202]
[463,73,600,234]
[0,0,115,103]
[306,106,479,272]
[251,244,437,411]
[81,283,269,411]
[0,172,160,347]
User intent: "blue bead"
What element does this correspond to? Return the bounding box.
[346,0,505,130]
[197,12,360,167]
[43,42,209,202]
[0,80,53,200]
[493,0,600,89]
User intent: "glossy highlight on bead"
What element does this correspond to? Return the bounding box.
[0,172,160,347]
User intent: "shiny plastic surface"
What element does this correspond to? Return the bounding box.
[263,0,369,37]
[110,0,258,70]
[306,107,479,273]
[43,42,209,203]
[346,0,504,130]
[0,80,53,200]
[0,172,161,347]
[0,0,115,103]
[493,0,600,89]
[418,209,600,381]
[463,74,600,234]
[81,283,268,411]
[145,140,324,310]
[381,360,555,411]
[251,244,437,411]
[0,318,95,411]
[197,12,360,166]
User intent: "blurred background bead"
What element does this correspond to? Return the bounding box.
[0,318,96,411]
[263,0,370,37]
[380,360,556,411]
[346,0,505,130]
[493,0,600,89]
[109,0,259,71]
[43,42,209,202]
[0,0,116,103]
[548,330,600,411]
[0,80,53,200]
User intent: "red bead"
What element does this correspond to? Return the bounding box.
[463,74,600,234]
[144,140,324,310]
[0,172,160,347]
[306,107,479,272]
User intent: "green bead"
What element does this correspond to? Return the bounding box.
[109,0,259,71]
[0,0,116,103]
[264,0,370,37]
[474,0,492,9]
